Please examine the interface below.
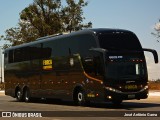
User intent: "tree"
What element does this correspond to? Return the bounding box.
[152,19,160,42]
[62,0,92,32]
[2,21,39,48]
[20,0,62,37]
[1,0,92,47]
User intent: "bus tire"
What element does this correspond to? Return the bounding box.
[24,89,31,102]
[16,89,23,102]
[75,90,87,106]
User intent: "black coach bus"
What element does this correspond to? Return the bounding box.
[4,28,158,105]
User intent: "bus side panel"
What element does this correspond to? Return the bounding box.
[4,51,14,97]
[41,69,57,98]
[4,69,16,97]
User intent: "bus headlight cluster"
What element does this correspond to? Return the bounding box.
[144,85,148,89]
[105,87,122,93]
[139,85,149,92]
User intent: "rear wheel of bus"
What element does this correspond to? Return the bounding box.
[16,89,23,102]
[24,88,31,102]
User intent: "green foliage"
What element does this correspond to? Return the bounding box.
[62,0,92,32]
[20,0,63,36]
[1,0,92,47]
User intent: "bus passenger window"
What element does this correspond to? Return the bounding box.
[9,50,14,63]
[83,52,104,78]
[93,56,104,76]
[83,57,94,73]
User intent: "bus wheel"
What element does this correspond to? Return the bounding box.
[24,89,31,102]
[16,90,23,102]
[112,99,122,105]
[76,90,86,106]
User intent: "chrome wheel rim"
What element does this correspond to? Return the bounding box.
[25,91,29,101]
[17,91,21,99]
[78,92,83,102]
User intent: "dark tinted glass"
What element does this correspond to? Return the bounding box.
[98,33,142,50]
[106,62,145,79]
[29,44,42,60]
[8,50,14,63]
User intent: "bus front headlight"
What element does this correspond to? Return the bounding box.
[105,87,122,93]
[139,85,149,92]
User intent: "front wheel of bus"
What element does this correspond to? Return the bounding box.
[75,90,88,106]
[24,89,31,102]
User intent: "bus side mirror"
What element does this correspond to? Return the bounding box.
[143,48,159,64]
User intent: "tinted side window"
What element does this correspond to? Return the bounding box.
[63,34,97,57]
[83,51,104,78]
[29,44,42,60]
[8,44,43,63]
[42,42,53,58]
[22,47,30,61]
[14,49,21,62]
[8,50,14,63]
[77,35,97,57]
[14,47,30,62]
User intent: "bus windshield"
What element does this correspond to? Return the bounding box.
[106,61,146,79]
[98,33,147,80]
[98,33,142,50]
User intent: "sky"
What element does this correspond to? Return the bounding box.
[0,0,160,80]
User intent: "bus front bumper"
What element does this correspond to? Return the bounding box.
[105,86,149,101]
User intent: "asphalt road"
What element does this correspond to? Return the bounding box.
[0,91,160,120]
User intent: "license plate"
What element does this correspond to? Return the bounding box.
[125,85,137,90]
[128,94,135,99]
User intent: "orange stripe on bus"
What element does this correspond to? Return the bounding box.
[83,72,103,83]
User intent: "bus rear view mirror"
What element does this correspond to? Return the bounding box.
[143,48,158,64]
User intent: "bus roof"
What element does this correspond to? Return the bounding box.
[4,28,135,51]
